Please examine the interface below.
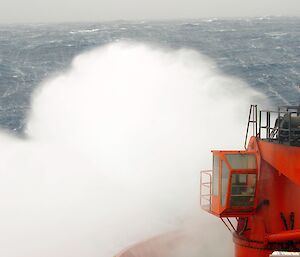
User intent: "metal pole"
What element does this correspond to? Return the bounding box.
[255,105,258,136]
[259,111,262,139]
[244,105,252,149]
[278,107,280,143]
[267,111,270,140]
[289,112,291,145]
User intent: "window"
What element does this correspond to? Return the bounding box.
[212,155,219,195]
[225,154,256,169]
[230,173,256,207]
[221,161,229,206]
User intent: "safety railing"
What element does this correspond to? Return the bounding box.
[259,106,300,146]
[200,170,212,211]
[244,105,300,147]
[244,105,258,149]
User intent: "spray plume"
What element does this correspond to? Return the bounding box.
[0,42,263,257]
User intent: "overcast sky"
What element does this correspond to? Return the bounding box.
[1,0,300,23]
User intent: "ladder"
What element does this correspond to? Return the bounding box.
[244,105,258,149]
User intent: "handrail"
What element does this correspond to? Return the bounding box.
[244,105,258,149]
[259,107,300,146]
[266,229,300,242]
[200,170,212,210]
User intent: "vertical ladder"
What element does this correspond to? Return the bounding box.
[244,105,258,149]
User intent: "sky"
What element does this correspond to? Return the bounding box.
[0,0,300,23]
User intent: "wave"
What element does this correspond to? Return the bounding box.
[0,42,264,257]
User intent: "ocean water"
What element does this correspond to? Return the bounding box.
[0,17,299,257]
[0,17,300,132]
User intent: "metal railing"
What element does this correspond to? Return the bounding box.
[258,106,300,146]
[200,170,212,211]
[244,105,300,147]
[244,105,258,149]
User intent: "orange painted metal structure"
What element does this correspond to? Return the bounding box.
[114,105,300,257]
[230,136,300,257]
[202,105,300,257]
[207,150,258,218]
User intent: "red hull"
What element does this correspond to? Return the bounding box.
[114,230,204,257]
[234,243,272,257]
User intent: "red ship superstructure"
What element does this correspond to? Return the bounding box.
[200,105,300,257]
[114,105,300,257]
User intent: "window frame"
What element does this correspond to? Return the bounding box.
[229,171,257,209]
